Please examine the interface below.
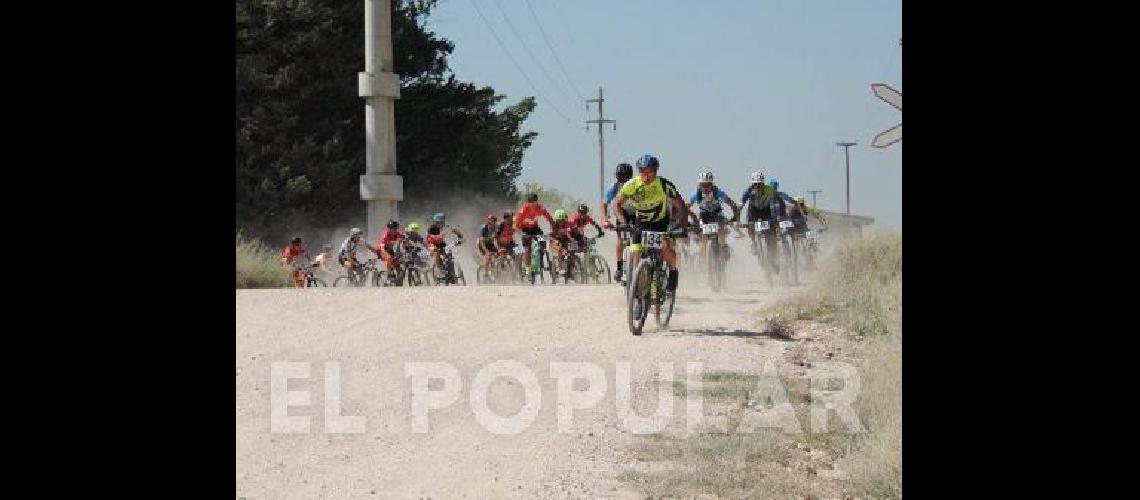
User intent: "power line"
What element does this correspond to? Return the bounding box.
[522,0,585,102]
[546,0,601,87]
[468,0,576,125]
[489,0,578,109]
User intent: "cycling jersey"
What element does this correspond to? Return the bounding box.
[495,221,515,245]
[338,236,364,259]
[606,181,636,219]
[478,223,496,241]
[740,184,778,211]
[515,202,554,230]
[568,212,598,230]
[282,244,306,265]
[377,229,403,250]
[551,220,578,236]
[618,176,681,224]
[689,186,730,214]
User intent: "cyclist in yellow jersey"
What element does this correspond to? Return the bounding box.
[611,154,687,291]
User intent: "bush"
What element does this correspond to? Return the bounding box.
[236,231,291,288]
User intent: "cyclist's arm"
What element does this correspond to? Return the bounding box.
[740,188,753,207]
[721,190,742,222]
[611,194,627,225]
[666,181,687,229]
[540,208,556,230]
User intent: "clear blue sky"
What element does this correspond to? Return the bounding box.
[427,0,902,228]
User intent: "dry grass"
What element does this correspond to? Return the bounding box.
[623,230,903,498]
[236,231,291,288]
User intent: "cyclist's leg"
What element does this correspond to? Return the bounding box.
[657,219,679,291]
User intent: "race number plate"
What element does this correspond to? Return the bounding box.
[755,221,770,231]
[642,231,664,249]
[701,223,719,235]
[779,220,794,229]
[567,241,579,251]
[513,245,524,255]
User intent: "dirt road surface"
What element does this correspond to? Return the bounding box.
[237,254,803,499]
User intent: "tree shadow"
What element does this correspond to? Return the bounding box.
[662,327,795,341]
[677,296,765,306]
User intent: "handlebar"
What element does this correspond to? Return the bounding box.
[613,223,687,238]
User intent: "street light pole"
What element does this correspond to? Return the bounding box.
[836,142,856,219]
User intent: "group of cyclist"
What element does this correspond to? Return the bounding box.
[279,153,827,289]
[278,214,465,287]
[597,153,830,290]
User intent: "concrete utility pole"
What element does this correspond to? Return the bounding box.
[807,189,823,208]
[836,142,857,219]
[586,87,615,216]
[359,0,403,237]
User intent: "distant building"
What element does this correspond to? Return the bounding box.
[817,210,875,235]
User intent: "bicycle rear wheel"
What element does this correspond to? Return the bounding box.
[593,255,612,284]
[654,268,676,330]
[545,250,559,285]
[706,239,721,292]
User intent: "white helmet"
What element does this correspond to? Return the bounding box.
[698,171,714,183]
[350,227,363,236]
[750,171,765,184]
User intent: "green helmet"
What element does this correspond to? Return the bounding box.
[553,208,568,221]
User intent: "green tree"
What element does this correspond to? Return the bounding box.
[517,182,585,213]
[237,0,537,240]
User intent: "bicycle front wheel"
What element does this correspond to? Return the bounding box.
[627,260,651,335]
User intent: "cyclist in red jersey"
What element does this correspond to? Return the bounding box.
[280,236,309,287]
[567,203,605,249]
[513,193,556,273]
[376,220,405,279]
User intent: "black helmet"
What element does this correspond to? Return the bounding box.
[526,193,539,203]
[577,203,589,214]
[615,163,633,182]
[502,211,513,219]
[386,220,399,229]
[291,237,302,245]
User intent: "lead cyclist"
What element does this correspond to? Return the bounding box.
[610,154,688,291]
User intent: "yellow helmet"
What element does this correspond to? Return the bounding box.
[795,196,805,205]
[406,222,421,232]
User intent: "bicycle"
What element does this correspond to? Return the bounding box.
[523,235,555,285]
[699,219,729,292]
[477,243,516,285]
[751,199,793,288]
[301,265,327,287]
[333,257,379,287]
[430,241,466,286]
[776,217,799,286]
[402,246,431,286]
[802,227,826,271]
[618,224,687,335]
[580,236,612,284]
